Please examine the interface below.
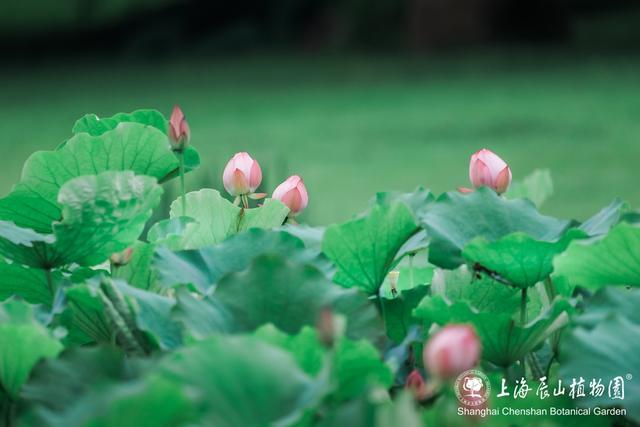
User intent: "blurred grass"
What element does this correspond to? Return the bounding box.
[1,51,640,225]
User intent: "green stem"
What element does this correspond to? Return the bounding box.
[409,254,415,288]
[3,399,13,427]
[527,353,544,380]
[545,354,556,378]
[544,277,561,358]
[99,278,147,356]
[520,288,528,325]
[544,277,556,303]
[519,288,528,376]
[178,150,186,216]
[45,268,54,297]
[241,194,249,209]
[377,294,388,328]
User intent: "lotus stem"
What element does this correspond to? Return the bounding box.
[520,288,527,325]
[45,268,54,297]
[179,151,186,216]
[99,279,146,356]
[519,288,528,376]
[409,254,415,289]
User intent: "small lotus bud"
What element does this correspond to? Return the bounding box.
[168,105,190,151]
[317,307,336,348]
[423,324,481,379]
[468,149,512,194]
[110,247,133,267]
[405,369,429,400]
[387,270,400,297]
[222,152,262,196]
[272,175,308,216]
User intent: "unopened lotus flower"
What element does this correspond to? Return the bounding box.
[405,369,429,400]
[168,105,190,151]
[423,324,481,379]
[110,247,133,267]
[272,175,308,216]
[223,152,263,197]
[468,148,512,194]
[317,307,336,348]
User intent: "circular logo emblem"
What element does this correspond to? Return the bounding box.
[454,369,491,407]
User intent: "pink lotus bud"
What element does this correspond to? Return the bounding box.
[110,247,133,267]
[469,149,512,194]
[168,105,190,151]
[272,175,308,216]
[223,152,263,196]
[405,369,429,400]
[423,324,481,379]
[317,307,336,348]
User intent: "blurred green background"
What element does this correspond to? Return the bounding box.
[2,1,640,225]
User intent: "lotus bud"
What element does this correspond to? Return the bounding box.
[468,149,512,194]
[317,307,336,348]
[405,369,429,400]
[110,247,133,267]
[222,152,263,197]
[168,105,190,152]
[272,175,309,216]
[387,270,400,297]
[423,324,481,379]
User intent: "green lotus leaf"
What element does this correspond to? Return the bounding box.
[323,201,418,294]
[63,284,112,345]
[421,187,571,269]
[52,171,162,266]
[332,337,394,402]
[163,189,289,250]
[113,280,182,351]
[254,325,325,376]
[113,241,158,291]
[506,169,553,208]
[72,109,169,135]
[154,229,309,292]
[559,288,640,422]
[430,266,521,315]
[80,375,196,427]
[0,299,62,399]
[171,289,233,342]
[147,217,196,251]
[212,254,340,334]
[554,223,640,289]
[21,346,195,427]
[0,220,55,267]
[0,261,59,306]
[198,253,381,341]
[156,334,326,426]
[64,277,182,351]
[255,325,393,402]
[0,123,186,233]
[0,171,162,268]
[279,224,325,252]
[21,346,134,413]
[579,199,627,236]
[374,187,435,218]
[330,288,385,344]
[413,295,571,367]
[572,287,640,328]
[319,392,422,427]
[379,266,433,343]
[462,228,588,288]
[70,108,201,184]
